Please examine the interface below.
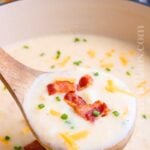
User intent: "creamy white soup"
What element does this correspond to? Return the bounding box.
[23,68,136,150]
[0,35,150,150]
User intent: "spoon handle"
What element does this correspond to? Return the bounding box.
[0,47,41,103]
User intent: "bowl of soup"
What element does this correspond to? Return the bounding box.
[0,0,150,150]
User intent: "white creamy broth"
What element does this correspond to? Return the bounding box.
[0,34,149,150]
[23,68,136,150]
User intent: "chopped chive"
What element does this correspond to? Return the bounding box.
[23,45,29,49]
[83,38,87,42]
[37,104,45,109]
[4,136,10,141]
[126,71,131,76]
[39,52,45,57]
[61,113,68,120]
[74,37,80,42]
[55,50,61,59]
[112,111,120,117]
[105,68,111,72]
[92,110,100,117]
[50,65,55,69]
[70,126,75,129]
[142,114,147,119]
[14,146,22,150]
[65,120,71,124]
[73,60,82,66]
[93,72,99,76]
[55,96,61,102]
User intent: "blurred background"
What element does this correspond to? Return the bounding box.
[0,0,150,6]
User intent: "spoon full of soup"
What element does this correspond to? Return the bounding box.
[0,48,136,150]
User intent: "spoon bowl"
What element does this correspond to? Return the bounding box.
[0,48,136,150]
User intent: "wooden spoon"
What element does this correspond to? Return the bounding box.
[0,47,135,150]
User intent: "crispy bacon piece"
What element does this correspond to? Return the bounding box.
[75,101,109,122]
[77,75,93,90]
[64,91,86,107]
[64,91,109,122]
[24,140,46,150]
[47,83,56,95]
[47,81,75,95]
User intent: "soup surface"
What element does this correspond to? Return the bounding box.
[23,68,136,150]
[0,35,150,150]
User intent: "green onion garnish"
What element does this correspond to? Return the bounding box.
[74,37,80,42]
[92,110,100,117]
[126,71,131,76]
[39,52,45,57]
[70,126,75,129]
[93,72,99,76]
[4,136,10,141]
[50,65,55,69]
[55,96,61,102]
[14,146,22,150]
[61,113,68,120]
[142,114,147,119]
[73,60,82,66]
[112,111,120,117]
[83,38,87,42]
[37,104,45,109]
[55,50,61,59]
[105,68,111,72]
[23,45,29,49]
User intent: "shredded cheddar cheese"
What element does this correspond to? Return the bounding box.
[55,78,76,83]
[140,88,150,96]
[105,49,115,57]
[59,133,78,150]
[49,110,61,117]
[128,50,136,56]
[120,56,128,66]
[105,80,134,96]
[0,136,9,144]
[39,96,45,101]
[87,50,96,58]
[137,80,147,88]
[22,126,31,135]
[105,80,117,92]
[100,63,114,68]
[70,130,89,140]
[59,56,71,67]
[121,107,129,118]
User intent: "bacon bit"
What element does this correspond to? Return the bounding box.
[77,75,93,90]
[64,92,109,122]
[75,101,109,122]
[47,83,56,95]
[47,81,75,95]
[24,140,45,150]
[64,91,86,108]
